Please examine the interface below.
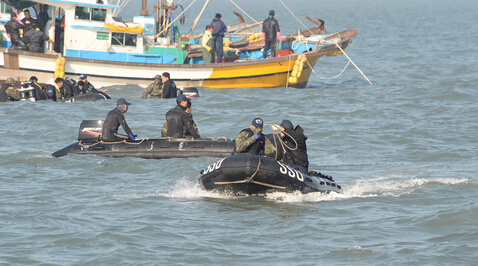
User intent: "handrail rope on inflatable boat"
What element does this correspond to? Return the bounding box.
[79,138,151,148]
[210,136,228,141]
[213,156,287,190]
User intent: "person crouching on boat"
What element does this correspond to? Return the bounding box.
[235,118,276,156]
[262,10,281,59]
[165,94,201,139]
[201,25,215,64]
[162,100,200,138]
[102,98,136,142]
[270,120,309,172]
[55,78,78,100]
[78,74,97,94]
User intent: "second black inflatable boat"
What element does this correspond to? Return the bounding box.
[52,120,236,159]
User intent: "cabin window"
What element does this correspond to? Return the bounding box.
[1,3,13,13]
[75,7,106,22]
[111,32,137,47]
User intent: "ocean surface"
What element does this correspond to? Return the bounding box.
[1,0,477,265]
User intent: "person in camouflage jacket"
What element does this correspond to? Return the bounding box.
[142,75,163,99]
[0,77,20,102]
[235,117,276,155]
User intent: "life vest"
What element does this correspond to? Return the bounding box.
[240,128,266,155]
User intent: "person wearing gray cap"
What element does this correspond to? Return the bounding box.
[102,98,136,142]
[270,119,309,172]
[235,117,276,155]
[142,74,163,99]
[262,10,281,59]
[164,94,200,139]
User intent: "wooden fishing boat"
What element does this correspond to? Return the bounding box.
[1,0,357,89]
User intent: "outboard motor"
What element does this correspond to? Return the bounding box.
[178,87,199,98]
[78,120,104,141]
[19,82,36,101]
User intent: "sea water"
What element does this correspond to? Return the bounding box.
[1,0,477,265]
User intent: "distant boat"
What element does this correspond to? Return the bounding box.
[1,0,357,89]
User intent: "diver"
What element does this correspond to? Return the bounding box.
[29,76,47,100]
[55,77,78,100]
[269,119,309,172]
[78,74,97,94]
[235,117,276,156]
[4,13,27,50]
[162,100,199,138]
[165,94,200,139]
[22,24,53,53]
[102,98,136,142]
[0,77,20,102]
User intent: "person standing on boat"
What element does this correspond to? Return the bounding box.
[55,78,77,100]
[142,75,163,99]
[161,72,177,99]
[102,98,136,142]
[78,74,96,94]
[211,13,227,63]
[21,10,38,33]
[270,120,309,172]
[235,118,276,155]
[0,77,20,102]
[201,25,215,64]
[165,94,201,139]
[4,13,27,50]
[22,25,53,53]
[262,10,282,59]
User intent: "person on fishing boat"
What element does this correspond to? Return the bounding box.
[235,118,276,156]
[55,77,78,100]
[162,100,199,138]
[4,13,27,50]
[270,119,309,172]
[262,10,282,59]
[0,77,20,102]
[161,72,177,99]
[102,98,136,142]
[23,24,53,53]
[165,94,201,139]
[21,10,38,33]
[211,13,227,63]
[142,75,163,99]
[201,25,215,64]
[78,74,97,94]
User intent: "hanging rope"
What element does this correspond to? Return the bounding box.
[229,0,259,24]
[306,58,351,80]
[325,41,372,84]
[79,138,151,148]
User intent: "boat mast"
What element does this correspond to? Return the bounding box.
[140,0,149,16]
[187,0,211,37]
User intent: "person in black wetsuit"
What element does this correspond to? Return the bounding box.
[4,13,27,50]
[55,77,78,100]
[29,76,47,100]
[270,119,309,172]
[102,98,136,142]
[165,94,200,139]
[262,10,282,59]
[21,10,38,33]
[161,72,177,99]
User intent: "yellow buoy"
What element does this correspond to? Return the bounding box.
[59,65,65,72]
[56,58,61,65]
[288,76,298,84]
[293,65,300,72]
[60,57,66,66]
[291,70,298,77]
[59,72,65,78]
[55,65,60,71]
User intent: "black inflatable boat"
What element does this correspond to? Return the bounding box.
[52,120,235,159]
[199,154,342,195]
[60,91,111,102]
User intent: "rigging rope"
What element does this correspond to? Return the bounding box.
[229,0,259,24]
